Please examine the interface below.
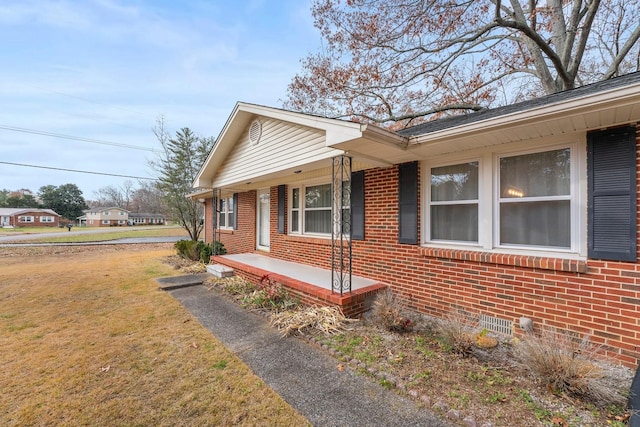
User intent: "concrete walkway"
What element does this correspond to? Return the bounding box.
[169,284,451,427]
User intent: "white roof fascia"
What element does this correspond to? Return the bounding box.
[409,82,640,147]
[193,103,366,189]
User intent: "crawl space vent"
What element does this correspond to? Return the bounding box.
[249,120,262,145]
[479,314,513,335]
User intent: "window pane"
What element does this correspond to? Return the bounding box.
[500,149,570,198]
[228,197,233,213]
[305,184,331,208]
[292,188,299,209]
[305,210,331,234]
[500,200,570,247]
[219,213,226,227]
[291,211,299,232]
[431,204,478,242]
[431,162,478,201]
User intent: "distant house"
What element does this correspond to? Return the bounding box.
[80,207,130,227]
[128,213,166,226]
[0,208,60,228]
[78,208,166,227]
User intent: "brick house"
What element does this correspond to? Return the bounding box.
[128,213,166,225]
[0,208,61,227]
[191,72,640,366]
[80,207,130,227]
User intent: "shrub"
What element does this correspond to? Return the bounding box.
[513,328,626,407]
[174,240,199,261]
[436,310,479,356]
[370,288,415,332]
[210,240,227,256]
[174,240,225,263]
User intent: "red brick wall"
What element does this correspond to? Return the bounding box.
[205,191,257,255]
[207,137,640,366]
[13,212,60,227]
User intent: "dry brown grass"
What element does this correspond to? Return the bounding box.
[0,244,308,426]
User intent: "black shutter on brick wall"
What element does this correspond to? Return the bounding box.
[277,185,286,234]
[398,161,419,244]
[351,170,365,240]
[232,193,238,230]
[588,126,637,262]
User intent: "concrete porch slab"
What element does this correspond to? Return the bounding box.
[212,253,388,317]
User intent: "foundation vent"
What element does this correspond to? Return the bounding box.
[479,314,513,335]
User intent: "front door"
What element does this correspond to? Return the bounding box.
[257,189,270,250]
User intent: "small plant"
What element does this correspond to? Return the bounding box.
[514,328,627,408]
[242,275,298,311]
[488,392,507,403]
[379,378,394,389]
[415,336,436,358]
[436,309,479,356]
[213,360,228,369]
[370,288,415,332]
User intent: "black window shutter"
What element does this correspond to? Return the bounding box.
[232,193,238,230]
[351,170,365,240]
[588,126,637,261]
[398,162,418,244]
[277,185,286,234]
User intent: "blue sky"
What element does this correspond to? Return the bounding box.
[0,0,319,199]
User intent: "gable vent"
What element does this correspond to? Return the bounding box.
[249,120,262,145]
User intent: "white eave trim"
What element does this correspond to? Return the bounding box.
[410,82,640,146]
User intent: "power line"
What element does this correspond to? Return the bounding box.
[0,161,157,181]
[0,124,157,152]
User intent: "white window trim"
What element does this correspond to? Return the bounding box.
[218,196,234,230]
[425,157,481,246]
[422,139,586,259]
[18,216,34,223]
[40,216,55,223]
[102,220,110,225]
[289,179,350,238]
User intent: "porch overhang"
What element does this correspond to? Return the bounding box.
[192,102,410,194]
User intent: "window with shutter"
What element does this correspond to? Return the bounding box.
[588,126,637,262]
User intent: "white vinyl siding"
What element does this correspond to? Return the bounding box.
[214,118,341,188]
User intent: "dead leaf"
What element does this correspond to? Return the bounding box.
[190,342,199,349]
[551,416,567,426]
[100,365,110,372]
[337,364,344,372]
